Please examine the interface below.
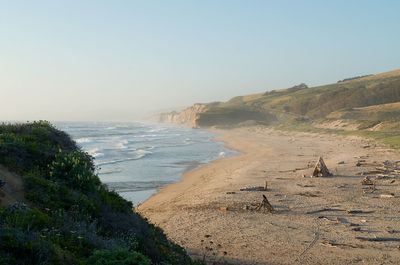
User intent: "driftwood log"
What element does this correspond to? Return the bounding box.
[256,195,274,213]
[356,237,400,242]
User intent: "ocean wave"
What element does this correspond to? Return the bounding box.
[147,127,168,133]
[98,169,123,175]
[105,180,173,192]
[115,139,129,149]
[87,148,104,158]
[97,157,143,166]
[97,152,150,166]
[76,137,92,143]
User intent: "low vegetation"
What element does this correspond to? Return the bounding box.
[0,121,200,265]
[189,69,400,147]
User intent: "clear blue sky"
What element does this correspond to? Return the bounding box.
[1,0,399,121]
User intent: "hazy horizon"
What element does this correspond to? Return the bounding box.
[1,0,399,121]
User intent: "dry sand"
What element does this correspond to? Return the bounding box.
[138,127,400,265]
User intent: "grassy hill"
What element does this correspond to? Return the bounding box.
[165,68,399,148]
[0,121,200,265]
[195,69,400,127]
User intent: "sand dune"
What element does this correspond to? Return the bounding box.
[138,127,400,265]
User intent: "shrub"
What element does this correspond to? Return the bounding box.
[49,151,101,192]
[87,249,151,265]
[0,122,199,265]
[1,207,50,231]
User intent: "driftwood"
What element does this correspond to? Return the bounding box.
[306,208,346,215]
[347,209,375,214]
[240,186,265,192]
[320,241,360,249]
[255,195,274,213]
[361,176,374,186]
[380,194,395,198]
[311,157,332,177]
[240,180,268,192]
[297,192,320,197]
[278,166,310,173]
[356,237,400,242]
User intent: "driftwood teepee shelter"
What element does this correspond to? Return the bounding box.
[311,156,332,177]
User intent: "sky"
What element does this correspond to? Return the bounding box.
[1,0,400,121]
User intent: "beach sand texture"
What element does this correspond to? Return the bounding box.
[138,127,400,265]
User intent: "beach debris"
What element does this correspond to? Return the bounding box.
[338,161,345,165]
[226,191,236,194]
[361,176,374,186]
[296,192,320,197]
[297,184,316,188]
[219,206,229,212]
[320,240,359,249]
[311,157,332,177]
[347,209,375,214]
[279,166,310,173]
[356,237,400,242]
[240,185,266,192]
[306,208,346,215]
[380,194,395,198]
[255,195,274,213]
[361,176,377,193]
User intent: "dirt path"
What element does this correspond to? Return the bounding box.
[138,127,400,265]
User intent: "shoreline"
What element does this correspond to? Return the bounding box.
[138,126,400,265]
[134,128,238,207]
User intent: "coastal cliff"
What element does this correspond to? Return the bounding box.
[159,69,400,132]
[158,103,208,128]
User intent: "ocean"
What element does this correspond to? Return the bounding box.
[57,122,234,205]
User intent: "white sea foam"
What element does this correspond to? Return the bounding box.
[98,169,123,175]
[97,148,151,166]
[115,139,129,149]
[135,148,152,156]
[97,155,146,166]
[76,137,92,143]
[88,148,104,158]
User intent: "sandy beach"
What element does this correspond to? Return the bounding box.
[138,127,400,265]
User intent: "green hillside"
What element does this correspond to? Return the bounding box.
[0,121,200,265]
[196,69,400,130]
